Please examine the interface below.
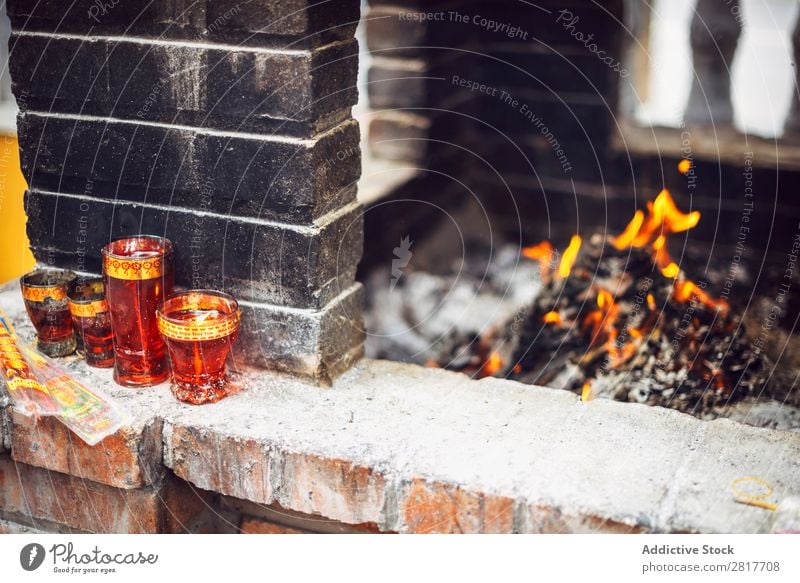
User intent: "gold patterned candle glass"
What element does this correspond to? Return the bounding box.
[102,236,174,387]
[157,290,241,405]
[20,269,78,357]
[68,277,115,368]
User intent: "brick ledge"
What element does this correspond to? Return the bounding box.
[1,285,799,533]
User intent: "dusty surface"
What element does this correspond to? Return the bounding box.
[2,283,799,532]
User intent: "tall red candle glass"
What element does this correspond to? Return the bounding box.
[102,236,174,387]
[157,290,241,404]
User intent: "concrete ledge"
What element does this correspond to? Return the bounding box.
[1,286,798,533]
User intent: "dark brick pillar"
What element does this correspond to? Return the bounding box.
[364,0,474,165]
[7,0,364,384]
[363,0,626,246]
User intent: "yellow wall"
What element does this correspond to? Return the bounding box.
[0,134,35,284]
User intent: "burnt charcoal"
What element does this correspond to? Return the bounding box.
[508,235,776,416]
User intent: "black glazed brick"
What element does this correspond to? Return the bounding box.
[365,6,469,58]
[235,285,365,383]
[25,190,364,309]
[367,109,477,165]
[471,0,624,50]
[9,34,359,136]
[475,48,618,97]
[367,53,473,110]
[17,113,361,224]
[466,90,615,144]
[6,0,360,48]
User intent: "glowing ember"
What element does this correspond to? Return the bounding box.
[480,351,504,377]
[673,279,728,312]
[558,235,582,278]
[543,311,561,324]
[596,288,613,309]
[521,241,554,279]
[581,381,593,401]
[661,262,680,278]
[583,288,619,347]
[678,159,692,175]
[646,293,656,311]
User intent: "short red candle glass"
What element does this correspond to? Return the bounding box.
[67,277,115,368]
[102,236,174,387]
[20,269,78,357]
[157,290,241,405]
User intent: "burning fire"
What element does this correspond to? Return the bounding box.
[522,241,554,279]
[612,189,700,251]
[513,186,729,390]
[558,235,582,278]
[583,288,620,349]
[673,280,727,312]
[478,351,504,378]
[543,311,561,325]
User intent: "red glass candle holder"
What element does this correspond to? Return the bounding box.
[102,236,174,387]
[68,277,115,368]
[20,269,78,357]
[157,290,241,405]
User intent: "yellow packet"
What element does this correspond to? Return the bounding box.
[1,309,131,445]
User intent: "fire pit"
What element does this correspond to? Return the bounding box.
[361,184,800,431]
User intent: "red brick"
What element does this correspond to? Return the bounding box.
[400,479,515,534]
[9,410,162,489]
[240,516,307,534]
[169,426,272,503]
[276,452,387,526]
[0,518,50,534]
[0,456,205,533]
[525,504,644,534]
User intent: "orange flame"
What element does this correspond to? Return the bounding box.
[611,210,644,250]
[581,381,593,402]
[583,288,619,347]
[647,293,656,311]
[522,241,554,279]
[678,159,692,175]
[614,189,700,251]
[558,235,582,278]
[543,311,561,325]
[661,263,680,278]
[673,280,727,312]
[480,352,504,377]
